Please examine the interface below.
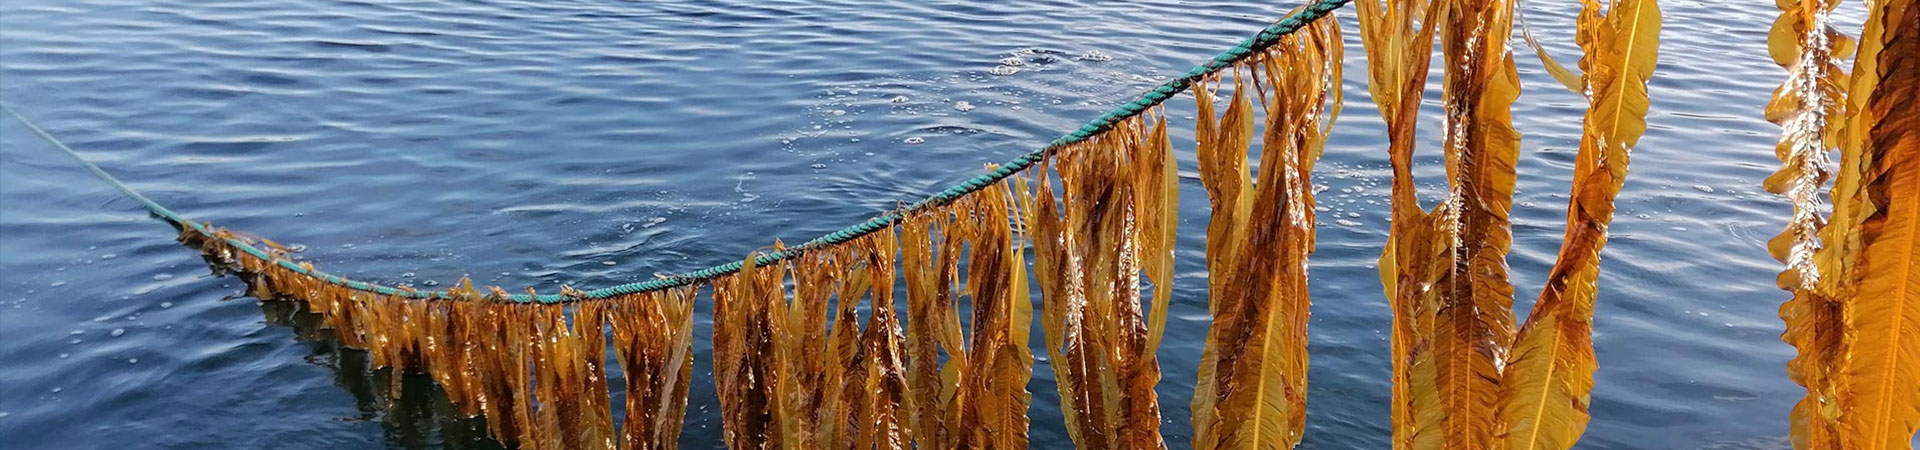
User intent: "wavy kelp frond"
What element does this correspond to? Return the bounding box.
[950,180,1034,449]
[1189,65,1257,450]
[1367,0,1527,447]
[1764,0,1848,293]
[1494,1,1660,449]
[1837,2,1920,448]
[609,288,699,450]
[713,250,787,449]
[1355,0,1443,446]
[1136,108,1180,353]
[857,231,915,450]
[1763,0,1853,447]
[1190,15,1342,450]
[901,210,963,448]
[1025,112,1172,449]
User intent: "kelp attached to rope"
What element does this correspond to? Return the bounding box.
[181,225,700,450]
[1764,0,1920,448]
[1021,111,1174,449]
[1189,16,1343,450]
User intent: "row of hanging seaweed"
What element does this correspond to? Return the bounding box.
[168,0,1920,448]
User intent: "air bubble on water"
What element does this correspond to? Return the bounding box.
[152,273,173,281]
[1521,202,1536,208]
[1637,214,1652,219]
[100,253,117,260]
[953,101,975,112]
[111,328,125,337]
[990,65,1020,76]
[1692,185,1714,193]
[644,217,668,228]
[1347,212,1361,218]
[341,243,354,249]
[811,163,829,169]
[1336,219,1363,228]
[160,302,173,309]
[1079,49,1113,62]
[904,137,925,145]
[603,261,618,266]
[423,280,440,287]
[890,95,910,103]
[831,110,847,116]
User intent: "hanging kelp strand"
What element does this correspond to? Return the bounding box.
[1022,109,1175,449]
[1765,0,1920,447]
[1765,0,1853,443]
[1189,13,1342,450]
[1354,0,1441,447]
[608,287,698,450]
[1495,1,1661,449]
[1360,0,1522,447]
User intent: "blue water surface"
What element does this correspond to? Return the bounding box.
[0,0,1834,448]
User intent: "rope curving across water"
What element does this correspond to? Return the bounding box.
[4,0,1352,303]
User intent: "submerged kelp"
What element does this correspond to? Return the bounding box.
[1765,0,1920,448]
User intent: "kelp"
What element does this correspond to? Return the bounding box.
[1363,0,1663,448]
[1188,13,1343,450]
[1765,0,1920,447]
[608,288,698,450]
[1020,110,1175,449]
[901,181,1035,450]
[1354,0,1442,447]
[178,225,697,450]
[1764,0,1853,443]
[1363,0,1527,447]
[1495,1,1661,449]
[1839,4,1920,446]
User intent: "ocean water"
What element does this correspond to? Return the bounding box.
[0,0,1847,448]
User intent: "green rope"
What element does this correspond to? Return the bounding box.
[5,0,1350,304]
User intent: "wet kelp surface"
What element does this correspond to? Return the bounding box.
[2,0,1915,449]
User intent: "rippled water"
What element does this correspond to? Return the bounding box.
[0,0,1853,448]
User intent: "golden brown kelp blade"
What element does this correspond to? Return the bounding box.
[1764,0,1853,447]
[1189,14,1342,450]
[950,181,1034,449]
[1836,1,1920,448]
[713,252,786,449]
[1028,112,1170,449]
[857,231,915,450]
[1383,0,1525,447]
[610,287,699,450]
[1493,1,1660,449]
[901,210,964,448]
[1354,0,1443,447]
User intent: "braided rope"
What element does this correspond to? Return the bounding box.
[5,0,1351,304]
